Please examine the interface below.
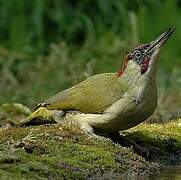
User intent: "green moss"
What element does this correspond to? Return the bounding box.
[124,119,181,164]
[0,124,156,179]
[0,110,180,178]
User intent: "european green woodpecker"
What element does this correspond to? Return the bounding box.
[22,27,175,135]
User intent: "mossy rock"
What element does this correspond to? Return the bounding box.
[0,103,180,179]
[0,124,157,179]
[124,119,181,164]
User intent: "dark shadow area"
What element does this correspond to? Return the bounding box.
[107,131,181,165]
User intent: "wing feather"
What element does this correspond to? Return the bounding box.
[42,73,128,113]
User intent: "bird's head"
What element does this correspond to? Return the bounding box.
[117,26,175,82]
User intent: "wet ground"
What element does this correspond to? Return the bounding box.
[149,165,181,180]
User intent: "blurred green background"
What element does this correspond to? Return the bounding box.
[0,0,180,121]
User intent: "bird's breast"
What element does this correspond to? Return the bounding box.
[95,85,157,132]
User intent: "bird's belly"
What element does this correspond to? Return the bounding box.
[94,92,157,132]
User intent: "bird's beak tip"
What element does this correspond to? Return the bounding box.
[147,26,176,53]
[170,25,176,32]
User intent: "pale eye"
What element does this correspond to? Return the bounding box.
[142,49,147,53]
[135,52,141,58]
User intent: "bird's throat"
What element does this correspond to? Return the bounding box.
[140,57,150,74]
[117,59,158,91]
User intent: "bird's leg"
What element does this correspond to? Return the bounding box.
[49,110,105,139]
[18,107,65,125]
[79,123,95,136]
[64,112,112,139]
[79,122,108,140]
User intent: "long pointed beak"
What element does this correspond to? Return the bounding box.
[146,26,175,53]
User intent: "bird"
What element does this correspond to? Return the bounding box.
[20,26,175,136]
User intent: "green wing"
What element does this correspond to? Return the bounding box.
[43,73,128,113]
